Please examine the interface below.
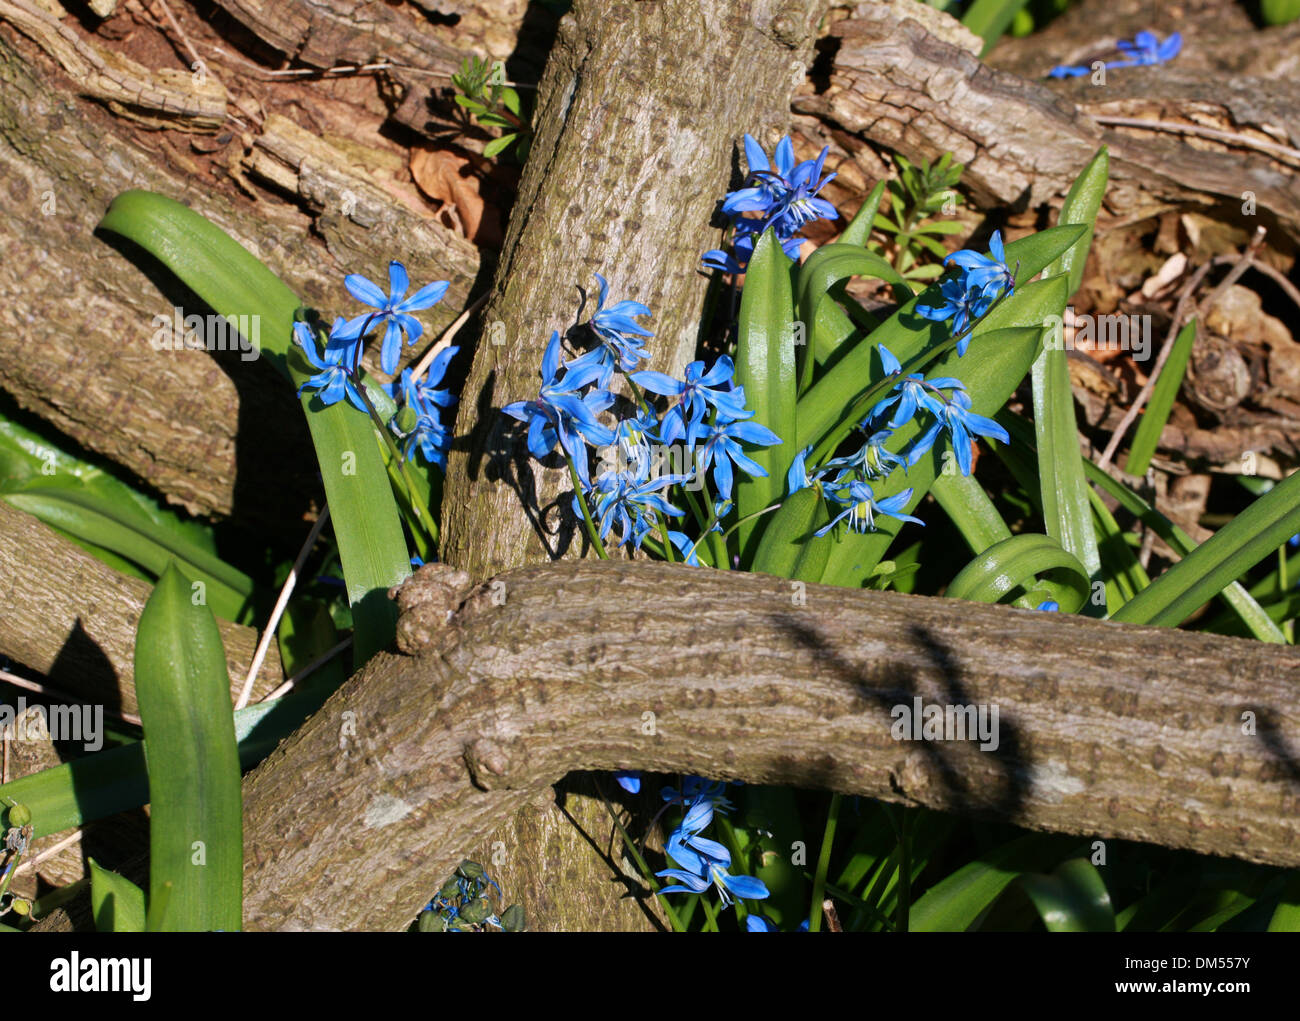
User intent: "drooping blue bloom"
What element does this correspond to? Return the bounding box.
[943,230,1016,301]
[614,771,641,795]
[1037,600,1060,612]
[823,428,905,480]
[917,276,998,352]
[690,416,782,502]
[1049,30,1181,78]
[293,320,368,413]
[657,838,770,908]
[906,388,1011,476]
[660,776,734,814]
[702,222,803,273]
[746,914,779,932]
[815,479,923,537]
[567,274,654,386]
[786,445,825,496]
[585,468,690,549]
[631,356,749,444]
[867,345,963,428]
[334,261,451,375]
[501,331,615,487]
[403,411,453,468]
[667,529,705,566]
[396,345,459,419]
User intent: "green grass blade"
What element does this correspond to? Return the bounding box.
[98,191,410,662]
[134,563,242,931]
[1125,318,1196,476]
[734,230,798,556]
[1019,858,1116,932]
[1111,469,1300,629]
[839,181,887,248]
[89,858,147,933]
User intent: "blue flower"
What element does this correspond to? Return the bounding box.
[501,331,615,487]
[691,416,782,502]
[722,135,838,237]
[614,771,641,795]
[396,345,459,419]
[585,469,689,549]
[917,277,997,352]
[293,320,368,413]
[703,222,803,273]
[907,388,1010,476]
[657,836,770,908]
[1049,30,1180,77]
[403,411,453,468]
[943,230,1015,302]
[746,914,779,932]
[867,345,963,428]
[667,529,705,566]
[823,429,905,480]
[1037,600,1060,612]
[567,274,654,387]
[660,776,734,813]
[815,479,923,537]
[631,356,749,444]
[335,261,450,375]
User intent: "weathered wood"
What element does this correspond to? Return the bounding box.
[0,500,281,713]
[239,561,1300,931]
[812,2,1300,237]
[434,0,832,932]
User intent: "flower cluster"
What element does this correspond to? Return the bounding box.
[1049,30,1181,78]
[656,777,769,912]
[790,341,1009,535]
[917,229,1015,355]
[419,860,524,932]
[503,275,781,554]
[292,260,457,470]
[703,134,838,273]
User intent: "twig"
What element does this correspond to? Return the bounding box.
[149,0,203,73]
[0,668,142,728]
[13,829,82,877]
[411,292,489,380]
[1091,115,1300,165]
[235,507,332,711]
[1197,226,1268,316]
[258,637,354,703]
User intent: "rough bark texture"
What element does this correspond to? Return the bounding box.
[811,3,1300,238]
[435,0,832,932]
[239,561,1300,931]
[0,18,477,526]
[0,500,281,713]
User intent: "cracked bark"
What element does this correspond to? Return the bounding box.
[437,0,831,931]
[238,561,1300,931]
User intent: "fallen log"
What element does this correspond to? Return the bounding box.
[238,561,1300,930]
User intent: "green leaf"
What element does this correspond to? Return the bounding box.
[733,230,798,556]
[797,243,911,370]
[749,487,831,581]
[839,180,887,248]
[1111,469,1300,629]
[482,133,518,158]
[910,833,1074,931]
[1019,858,1116,932]
[796,225,1085,452]
[945,533,1091,612]
[133,563,242,931]
[961,0,1032,55]
[1031,146,1108,611]
[89,858,147,933]
[98,191,410,663]
[931,471,1013,555]
[1125,318,1196,476]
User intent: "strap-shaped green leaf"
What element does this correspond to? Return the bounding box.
[945,533,1090,612]
[734,230,797,556]
[134,563,242,931]
[98,191,409,662]
[89,858,147,933]
[750,486,831,582]
[1125,318,1196,476]
[1019,858,1116,932]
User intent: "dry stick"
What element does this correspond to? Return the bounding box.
[411,292,490,380]
[259,637,354,703]
[0,669,143,728]
[1092,227,1270,474]
[235,507,331,711]
[1231,257,1300,315]
[13,830,82,878]
[149,0,204,73]
[1090,115,1300,165]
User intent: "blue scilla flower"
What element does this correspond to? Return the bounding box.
[823,428,905,480]
[816,479,923,537]
[1049,30,1180,78]
[615,771,641,795]
[404,411,453,468]
[586,469,690,549]
[502,331,615,487]
[690,416,782,502]
[667,529,705,566]
[944,230,1015,301]
[917,277,998,353]
[1037,600,1060,612]
[868,345,963,428]
[722,135,838,237]
[631,356,749,444]
[657,829,770,909]
[396,345,459,419]
[661,776,734,814]
[293,320,368,413]
[906,388,1010,476]
[567,274,654,387]
[787,446,827,496]
[334,261,450,375]
[746,914,779,932]
[702,222,804,273]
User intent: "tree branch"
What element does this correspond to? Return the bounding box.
[240,561,1300,930]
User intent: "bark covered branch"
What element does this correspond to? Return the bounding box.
[240,561,1300,931]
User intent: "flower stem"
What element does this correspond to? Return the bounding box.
[567,457,608,560]
[807,793,841,933]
